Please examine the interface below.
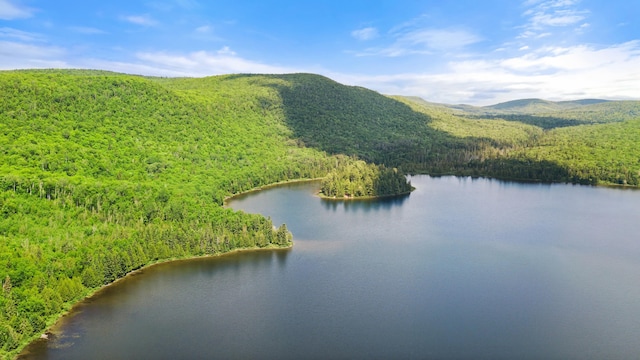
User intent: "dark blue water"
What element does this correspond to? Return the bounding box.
[21,176,640,359]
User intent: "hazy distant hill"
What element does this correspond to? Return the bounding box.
[484,98,610,113]
[399,95,640,129]
[1,69,639,359]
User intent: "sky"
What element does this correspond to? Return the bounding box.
[1,0,639,105]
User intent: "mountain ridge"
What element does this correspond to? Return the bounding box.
[1,69,640,359]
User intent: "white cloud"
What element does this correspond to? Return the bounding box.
[349,13,483,58]
[529,9,585,27]
[355,27,482,57]
[216,46,235,56]
[121,47,298,76]
[0,0,34,20]
[401,28,482,51]
[520,0,588,37]
[192,24,223,42]
[0,40,68,69]
[121,14,158,27]
[331,41,640,105]
[351,27,378,41]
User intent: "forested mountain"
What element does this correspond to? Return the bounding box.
[1,69,639,358]
[396,95,640,184]
[484,98,610,113]
[0,70,337,357]
[406,96,640,129]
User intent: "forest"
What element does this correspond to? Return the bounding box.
[1,69,639,358]
[319,160,413,198]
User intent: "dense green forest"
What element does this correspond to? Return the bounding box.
[1,69,639,358]
[413,96,640,129]
[319,160,413,198]
[395,96,640,184]
[0,70,338,358]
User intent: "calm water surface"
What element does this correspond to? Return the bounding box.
[20,176,640,359]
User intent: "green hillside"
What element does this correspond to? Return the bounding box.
[0,70,338,357]
[1,69,639,358]
[397,95,640,185]
[515,119,640,185]
[412,96,640,129]
[484,98,610,113]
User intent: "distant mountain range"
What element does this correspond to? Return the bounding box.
[398,96,640,128]
[403,96,640,114]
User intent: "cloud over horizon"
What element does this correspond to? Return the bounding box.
[0,0,638,105]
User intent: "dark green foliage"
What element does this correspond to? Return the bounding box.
[264,73,448,166]
[0,70,328,357]
[320,159,412,198]
[1,69,639,358]
[414,96,640,129]
[397,96,640,185]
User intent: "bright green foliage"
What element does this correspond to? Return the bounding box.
[512,119,640,185]
[320,159,412,198]
[0,70,334,357]
[1,69,640,358]
[396,95,640,185]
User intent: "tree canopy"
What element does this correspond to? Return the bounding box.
[1,69,639,358]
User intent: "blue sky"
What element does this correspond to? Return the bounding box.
[1,0,639,105]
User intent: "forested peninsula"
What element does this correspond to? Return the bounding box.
[1,69,640,358]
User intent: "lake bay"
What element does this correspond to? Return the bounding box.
[20,176,640,359]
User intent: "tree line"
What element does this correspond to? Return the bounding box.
[2,69,639,358]
[320,159,413,198]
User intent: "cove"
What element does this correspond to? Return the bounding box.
[19,176,640,359]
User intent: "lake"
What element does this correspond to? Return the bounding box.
[19,176,640,359]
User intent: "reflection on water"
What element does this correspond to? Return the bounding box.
[20,176,640,360]
[320,193,410,212]
[18,249,292,360]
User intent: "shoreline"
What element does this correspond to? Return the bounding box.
[223,178,323,206]
[26,177,315,355]
[316,187,415,201]
[413,171,640,189]
[17,173,636,358]
[16,243,292,359]
[19,177,316,358]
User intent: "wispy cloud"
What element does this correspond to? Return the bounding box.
[63,47,297,77]
[195,25,212,34]
[0,27,44,42]
[351,14,483,57]
[192,24,224,42]
[371,28,482,57]
[69,26,107,35]
[132,47,296,75]
[121,14,158,27]
[351,27,378,41]
[0,0,34,20]
[520,0,589,38]
[0,40,67,69]
[400,28,482,51]
[335,41,640,105]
